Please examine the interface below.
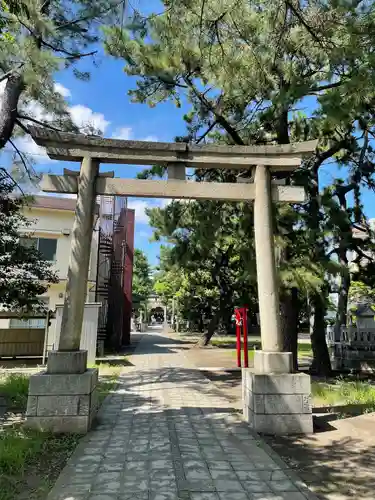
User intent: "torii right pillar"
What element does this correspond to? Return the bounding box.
[242,165,313,434]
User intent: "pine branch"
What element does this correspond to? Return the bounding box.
[8,139,34,180]
[0,168,25,196]
[15,118,30,135]
[0,64,24,84]
[285,0,328,47]
[308,80,346,93]
[17,114,63,132]
[315,138,350,169]
[183,77,244,145]
[15,17,97,60]
[196,121,217,144]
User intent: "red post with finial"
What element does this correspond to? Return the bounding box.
[243,306,249,368]
[235,308,242,367]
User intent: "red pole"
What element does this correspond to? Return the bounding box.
[243,306,249,368]
[235,308,241,367]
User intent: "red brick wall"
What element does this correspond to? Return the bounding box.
[122,208,135,346]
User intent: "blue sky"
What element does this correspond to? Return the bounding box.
[1,49,189,267]
[1,0,374,267]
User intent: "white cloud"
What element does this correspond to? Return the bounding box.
[127,199,151,224]
[142,135,158,142]
[15,134,52,162]
[127,198,168,224]
[112,127,159,142]
[54,83,71,98]
[69,104,110,134]
[112,127,132,140]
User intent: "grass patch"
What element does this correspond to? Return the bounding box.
[214,342,313,362]
[312,378,375,417]
[298,343,313,359]
[0,427,80,500]
[94,363,122,405]
[0,362,123,500]
[0,374,29,410]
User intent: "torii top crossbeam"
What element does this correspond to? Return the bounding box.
[30,126,316,170]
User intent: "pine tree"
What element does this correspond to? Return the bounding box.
[0,0,121,162]
[105,0,375,374]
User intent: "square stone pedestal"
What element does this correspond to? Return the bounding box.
[242,354,313,435]
[25,351,99,433]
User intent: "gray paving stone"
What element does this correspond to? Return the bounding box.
[268,479,299,492]
[117,495,149,500]
[207,461,233,471]
[214,479,245,492]
[190,494,220,500]
[186,469,212,480]
[88,496,117,500]
[210,469,238,480]
[121,479,149,492]
[252,494,307,500]
[91,481,121,493]
[241,481,272,493]
[45,330,314,500]
[218,494,250,500]
[99,463,124,472]
[149,492,180,500]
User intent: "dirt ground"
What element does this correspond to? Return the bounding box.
[184,345,245,369]
[200,367,375,500]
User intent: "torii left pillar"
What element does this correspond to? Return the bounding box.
[25,157,100,433]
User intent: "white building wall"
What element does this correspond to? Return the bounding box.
[2,201,98,331]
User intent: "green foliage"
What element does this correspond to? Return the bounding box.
[0,0,121,167]
[132,249,152,308]
[106,1,375,365]
[0,373,29,409]
[0,174,58,312]
[148,199,258,329]
[349,281,375,305]
[312,378,375,415]
[348,281,375,324]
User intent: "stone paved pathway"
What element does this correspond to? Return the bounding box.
[48,329,317,500]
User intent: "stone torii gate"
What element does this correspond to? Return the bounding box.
[25,127,317,434]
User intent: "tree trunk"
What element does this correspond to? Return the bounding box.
[280,288,299,371]
[334,251,350,341]
[310,293,332,376]
[196,310,220,346]
[198,314,204,333]
[0,73,24,149]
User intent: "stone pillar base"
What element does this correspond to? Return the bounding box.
[242,368,313,435]
[47,350,87,374]
[25,368,98,433]
[254,350,292,374]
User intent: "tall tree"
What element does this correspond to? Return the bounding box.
[148,198,258,344]
[106,0,375,374]
[132,248,152,311]
[0,171,58,311]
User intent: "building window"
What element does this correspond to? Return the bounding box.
[21,237,57,261]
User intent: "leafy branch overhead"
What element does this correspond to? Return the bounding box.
[0,0,123,173]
